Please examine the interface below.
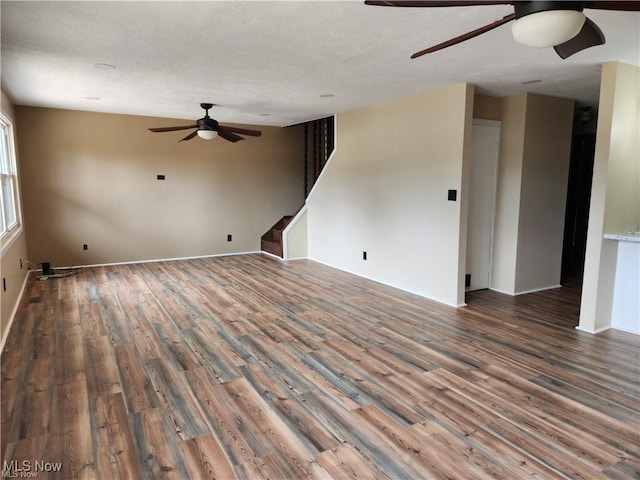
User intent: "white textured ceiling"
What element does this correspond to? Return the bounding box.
[2,1,639,127]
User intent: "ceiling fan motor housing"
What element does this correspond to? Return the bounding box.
[514,1,584,19]
[197,116,219,131]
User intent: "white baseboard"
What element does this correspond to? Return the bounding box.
[515,284,562,295]
[1,271,31,353]
[490,284,562,296]
[488,287,516,295]
[259,251,285,261]
[575,325,611,335]
[610,325,640,336]
[53,250,264,270]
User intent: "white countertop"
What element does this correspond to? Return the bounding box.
[604,232,640,243]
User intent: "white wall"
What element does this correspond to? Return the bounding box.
[611,241,640,334]
[283,207,308,260]
[306,83,474,307]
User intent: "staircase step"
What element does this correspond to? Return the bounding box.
[273,216,294,231]
[261,238,282,257]
[261,214,295,258]
[261,230,277,243]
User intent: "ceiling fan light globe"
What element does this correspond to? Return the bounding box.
[511,10,585,48]
[197,129,218,140]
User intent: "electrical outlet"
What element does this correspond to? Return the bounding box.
[227,234,232,242]
[448,189,457,201]
[83,244,88,250]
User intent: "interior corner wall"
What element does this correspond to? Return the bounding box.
[457,85,475,306]
[491,93,574,295]
[515,93,574,293]
[491,94,526,294]
[1,89,29,348]
[306,83,474,307]
[581,62,640,333]
[15,107,304,267]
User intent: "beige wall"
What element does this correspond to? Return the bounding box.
[1,89,30,349]
[492,94,527,293]
[602,63,640,234]
[516,94,574,292]
[16,107,304,267]
[492,93,574,294]
[581,62,640,332]
[306,83,474,306]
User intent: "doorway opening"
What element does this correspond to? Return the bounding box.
[561,105,597,287]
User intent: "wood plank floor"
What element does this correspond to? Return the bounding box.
[1,253,639,479]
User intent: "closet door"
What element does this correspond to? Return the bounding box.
[466,120,500,291]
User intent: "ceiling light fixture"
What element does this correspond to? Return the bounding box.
[197,129,218,140]
[512,10,585,48]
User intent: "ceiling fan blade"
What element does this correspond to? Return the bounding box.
[218,129,245,143]
[553,17,604,59]
[582,1,640,11]
[411,13,515,58]
[219,125,262,137]
[365,1,512,6]
[179,131,198,142]
[149,125,198,132]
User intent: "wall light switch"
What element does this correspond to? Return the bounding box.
[448,189,457,201]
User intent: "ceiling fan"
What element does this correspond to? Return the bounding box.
[365,1,640,59]
[148,103,262,143]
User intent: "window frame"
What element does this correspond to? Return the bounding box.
[0,111,22,251]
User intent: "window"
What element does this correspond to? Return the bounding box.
[0,114,19,239]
